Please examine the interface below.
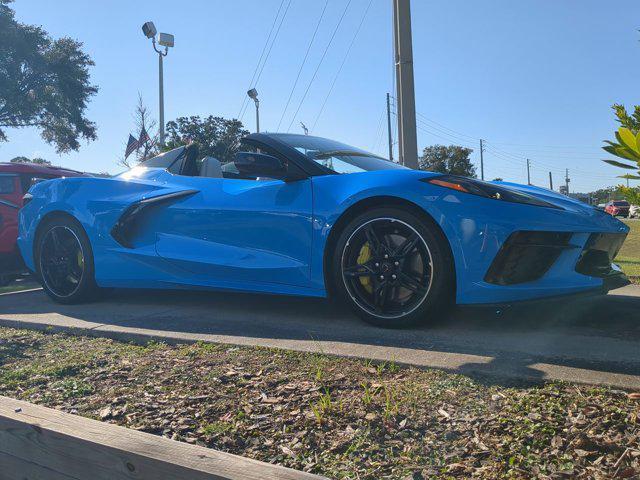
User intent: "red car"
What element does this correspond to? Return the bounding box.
[604,200,630,218]
[0,162,86,285]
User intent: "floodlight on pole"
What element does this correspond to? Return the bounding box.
[142,22,156,38]
[247,89,260,133]
[142,21,174,147]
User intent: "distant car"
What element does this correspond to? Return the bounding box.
[630,205,640,219]
[18,133,630,328]
[595,203,606,212]
[605,200,630,217]
[0,162,85,286]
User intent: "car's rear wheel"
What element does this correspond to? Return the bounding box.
[35,217,99,304]
[331,207,454,328]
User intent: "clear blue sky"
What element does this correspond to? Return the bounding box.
[4,0,640,192]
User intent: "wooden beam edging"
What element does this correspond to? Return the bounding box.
[0,396,328,480]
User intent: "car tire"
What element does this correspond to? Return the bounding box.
[35,216,100,304]
[330,207,454,328]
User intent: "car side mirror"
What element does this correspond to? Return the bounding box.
[234,152,286,179]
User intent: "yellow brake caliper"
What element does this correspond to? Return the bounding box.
[357,243,373,293]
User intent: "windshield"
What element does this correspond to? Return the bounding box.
[270,134,407,174]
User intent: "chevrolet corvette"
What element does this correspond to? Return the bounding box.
[18,133,630,327]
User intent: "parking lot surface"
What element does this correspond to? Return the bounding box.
[1,285,640,388]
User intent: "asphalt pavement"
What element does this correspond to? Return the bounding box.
[1,285,640,389]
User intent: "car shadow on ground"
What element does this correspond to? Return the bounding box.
[2,287,640,386]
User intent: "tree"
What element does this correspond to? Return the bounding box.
[10,156,51,165]
[602,105,640,203]
[492,177,504,182]
[118,95,158,168]
[164,116,249,164]
[602,105,640,176]
[0,0,97,152]
[418,145,476,178]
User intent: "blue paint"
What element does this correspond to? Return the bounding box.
[18,139,629,306]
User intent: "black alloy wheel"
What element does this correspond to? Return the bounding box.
[332,208,453,328]
[36,217,99,304]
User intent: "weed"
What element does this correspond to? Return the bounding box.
[201,421,233,436]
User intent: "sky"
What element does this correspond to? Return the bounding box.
[4,0,640,192]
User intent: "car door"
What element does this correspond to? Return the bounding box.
[0,174,21,256]
[153,165,314,290]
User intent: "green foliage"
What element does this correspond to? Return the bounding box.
[602,105,640,204]
[165,116,249,164]
[612,103,640,131]
[10,156,51,165]
[0,1,97,152]
[602,106,640,171]
[585,186,619,205]
[618,185,640,205]
[418,144,477,178]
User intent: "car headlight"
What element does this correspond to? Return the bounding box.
[422,175,562,209]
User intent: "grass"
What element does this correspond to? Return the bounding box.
[617,220,640,281]
[0,327,638,479]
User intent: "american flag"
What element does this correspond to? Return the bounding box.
[138,127,150,145]
[124,134,139,159]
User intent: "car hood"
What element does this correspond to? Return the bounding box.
[487,181,596,215]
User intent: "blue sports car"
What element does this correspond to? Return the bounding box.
[18,133,629,327]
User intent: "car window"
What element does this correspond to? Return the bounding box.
[0,175,15,194]
[271,133,406,173]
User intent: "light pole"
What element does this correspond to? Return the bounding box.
[142,22,174,147]
[247,89,260,133]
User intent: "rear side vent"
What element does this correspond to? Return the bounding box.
[485,231,574,285]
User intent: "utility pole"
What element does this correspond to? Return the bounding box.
[386,93,394,161]
[393,0,418,169]
[479,139,485,180]
[565,168,570,194]
[548,171,553,190]
[526,159,531,185]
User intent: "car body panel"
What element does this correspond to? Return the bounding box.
[605,200,630,217]
[1,163,85,275]
[18,134,630,306]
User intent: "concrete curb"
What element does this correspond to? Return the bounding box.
[1,314,639,390]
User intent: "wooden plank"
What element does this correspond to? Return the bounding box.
[0,451,77,480]
[0,396,326,480]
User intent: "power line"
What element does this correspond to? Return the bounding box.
[286,0,353,132]
[276,0,329,132]
[412,112,622,188]
[237,0,287,120]
[370,108,386,153]
[239,0,293,121]
[311,0,373,132]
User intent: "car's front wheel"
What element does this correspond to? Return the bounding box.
[35,217,99,304]
[331,207,454,328]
